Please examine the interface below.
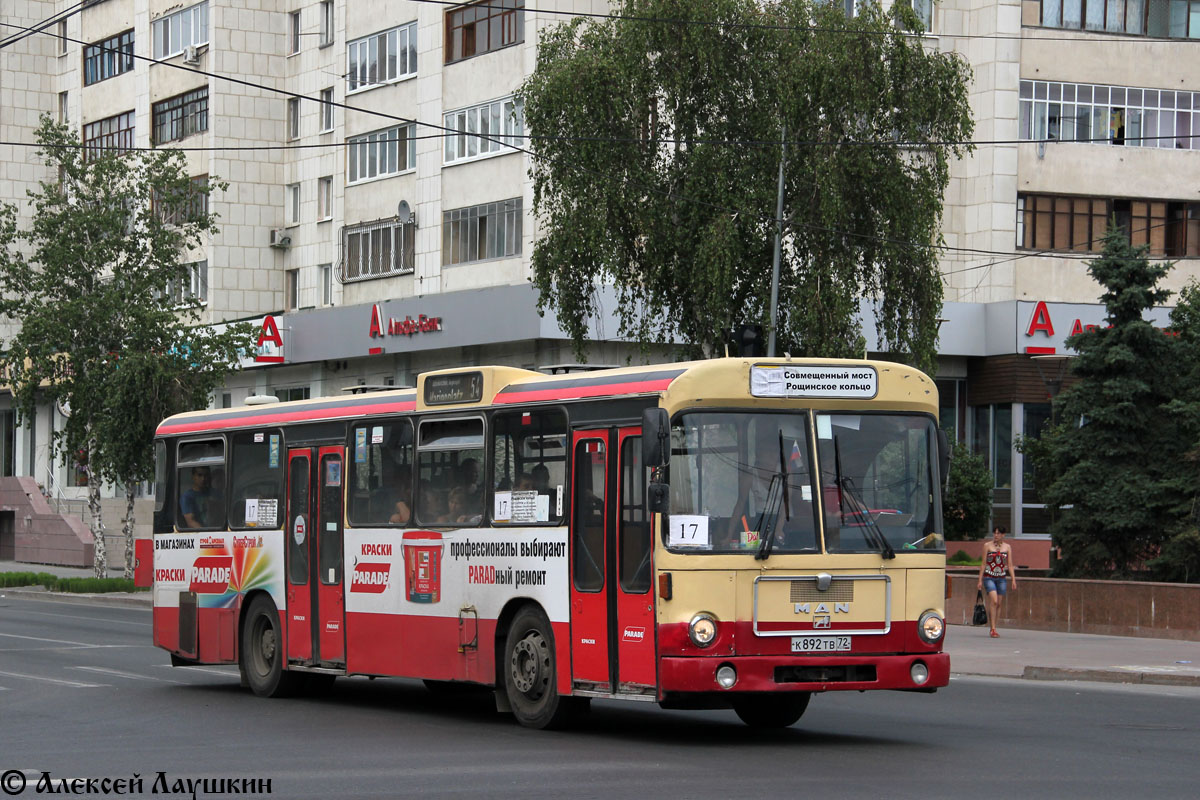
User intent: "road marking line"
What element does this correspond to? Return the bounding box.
[0,632,105,647]
[153,664,239,677]
[11,608,151,627]
[70,666,187,684]
[0,669,109,688]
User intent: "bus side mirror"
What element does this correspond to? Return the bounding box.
[642,407,670,468]
[937,428,951,490]
[646,482,670,514]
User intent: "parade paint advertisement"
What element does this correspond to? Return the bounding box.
[344,527,569,622]
[151,531,284,610]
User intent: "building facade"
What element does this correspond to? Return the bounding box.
[1,0,1196,538]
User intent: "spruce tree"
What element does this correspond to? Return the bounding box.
[1041,225,1183,577]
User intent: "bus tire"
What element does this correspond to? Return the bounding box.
[240,595,302,698]
[733,693,811,728]
[503,606,573,729]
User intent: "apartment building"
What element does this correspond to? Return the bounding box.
[1,0,1197,538]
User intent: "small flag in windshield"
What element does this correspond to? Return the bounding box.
[789,439,803,467]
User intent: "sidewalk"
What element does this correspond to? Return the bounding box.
[946,622,1200,687]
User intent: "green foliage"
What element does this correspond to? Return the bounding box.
[0,572,142,592]
[943,440,993,540]
[519,0,973,370]
[1037,225,1188,578]
[1148,527,1200,583]
[0,118,256,575]
[0,571,60,588]
[946,550,981,566]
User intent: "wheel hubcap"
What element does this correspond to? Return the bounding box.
[510,631,549,697]
[252,617,276,676]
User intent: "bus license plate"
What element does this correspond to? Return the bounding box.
[791,636,851,653]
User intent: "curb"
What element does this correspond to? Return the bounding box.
[0,585,152,609]
[1022,665,1200,687]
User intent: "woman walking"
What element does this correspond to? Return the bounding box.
[976,526,1016,637]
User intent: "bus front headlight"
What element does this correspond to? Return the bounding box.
[917,610,945,644]
[688,613,718,647]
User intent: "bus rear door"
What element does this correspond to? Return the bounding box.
[285,446,346,666]
[569,427,655,693]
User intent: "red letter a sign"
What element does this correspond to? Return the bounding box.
[1026,301,1055,337]
[255,315,285,363]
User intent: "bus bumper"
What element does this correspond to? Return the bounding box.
[658,651,949,694]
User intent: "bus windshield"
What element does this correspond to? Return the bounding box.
[669,411,943,554]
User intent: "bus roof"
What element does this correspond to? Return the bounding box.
[155,358,936,437]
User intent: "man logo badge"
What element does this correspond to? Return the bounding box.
[813,615,832,629]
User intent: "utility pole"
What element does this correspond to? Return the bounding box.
[767,123,787,357]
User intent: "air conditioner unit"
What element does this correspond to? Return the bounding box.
[269,228,292,249]
[183,45,200,64]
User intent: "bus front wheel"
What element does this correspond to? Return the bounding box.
[503,606,575,729]
[733,693,811,728]
[241,595,302,698]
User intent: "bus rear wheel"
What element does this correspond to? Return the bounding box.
[503,606,575,729]
[733,693,811,728]
[241,595,302,698]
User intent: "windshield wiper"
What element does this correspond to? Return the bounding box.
[755,432,791,561]
[833,435,895,560]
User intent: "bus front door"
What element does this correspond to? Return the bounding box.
[285,449,312,663]
[569,427,656,693]
[285,446,346,666]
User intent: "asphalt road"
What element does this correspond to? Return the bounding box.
[1,593,1198,800]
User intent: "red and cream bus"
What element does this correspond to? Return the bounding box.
[142,358,950,728]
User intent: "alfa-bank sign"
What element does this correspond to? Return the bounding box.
[1018,300,1174,355]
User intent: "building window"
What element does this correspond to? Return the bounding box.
[320,1,334,46]
[442,198,522,266]
[911,0,933,30]
[290,10,301,54]
[320,263,333,304]
[271,386,311,403]
[1019,80,1199,150]
[152,88,209,145]
[83,29,134,85]
[445,0,524,63]
[58,20,68,55]
[152,2,209,59]
[157,175,210,226]
[320,87,335,131]
[83,110,135,156]
[58,91,69,123]
[287,97,301,140]
[318,176,333,220]
[1040,0,1200,37]
[347,22,417,93]
[167,260,208,305]
[285,269,299,311]
[347,124,416,183]
[341,217,415,281]
[1018,192,1200,257]
[286,183,301,226]
[443,97,523,164]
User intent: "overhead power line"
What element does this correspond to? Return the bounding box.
[0,12,1188,274]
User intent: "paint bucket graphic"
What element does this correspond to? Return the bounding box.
[402,531,443,604]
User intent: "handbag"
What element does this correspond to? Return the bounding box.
[971,590,988,626]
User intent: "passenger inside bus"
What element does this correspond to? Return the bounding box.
[379,460,412,525]
[179,466,222,528]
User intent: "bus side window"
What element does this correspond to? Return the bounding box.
[491,409,566,525]
[347,420,413,527]
[228,431,284,530]
[417,417,484,527]
[176,439,227,530]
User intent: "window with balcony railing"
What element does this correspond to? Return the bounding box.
[340,217,415,281]
[1019,80,1199,150]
